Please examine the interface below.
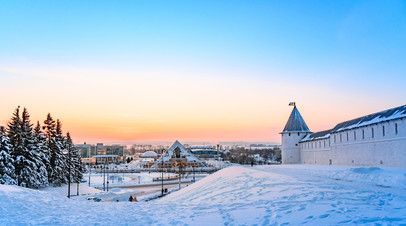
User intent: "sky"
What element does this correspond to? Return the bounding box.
[0,0,405,144]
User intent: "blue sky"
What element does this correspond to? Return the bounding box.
[1,0,405,143]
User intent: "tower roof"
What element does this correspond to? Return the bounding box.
[281,106,311,133]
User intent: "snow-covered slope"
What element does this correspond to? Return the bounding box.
[1,165,406,225]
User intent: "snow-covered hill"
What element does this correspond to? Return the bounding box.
[1,165,406,225]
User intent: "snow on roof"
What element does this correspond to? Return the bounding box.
[153,140,204,167]
[300,130,331,142]
[299,104,406,142]
[281,106,311,133]
[331,104,406,133]
[188,146,215,149]
[92,155,119,158]
[141,151,157,158]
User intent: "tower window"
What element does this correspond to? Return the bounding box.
[395,123,398,135]
[382,125,385,137]
[334,135,336,143]
[298,133,300,136]
[354,131,356,140]
[340,134,342,142]
[346,132,349,141]
[362,129,365,139]
[372,127,374,138]
[289,133,291,136]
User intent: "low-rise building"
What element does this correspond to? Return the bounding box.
[76,143,125,164]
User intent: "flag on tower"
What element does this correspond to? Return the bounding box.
[289,102,296,107]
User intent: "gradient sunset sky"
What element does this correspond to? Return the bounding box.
[1,1,405,144]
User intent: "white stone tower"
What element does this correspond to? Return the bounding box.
[280,103,311,164]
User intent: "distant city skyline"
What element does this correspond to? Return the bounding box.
[1,1,405,144]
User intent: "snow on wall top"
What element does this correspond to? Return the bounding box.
[331,104,406,133]
[153,140,205,167]
[299,104,406,142]
[300,129,331,142]
[281,106,311,133]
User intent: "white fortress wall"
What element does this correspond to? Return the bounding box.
[300,118,406,166]
[300,138,331,165]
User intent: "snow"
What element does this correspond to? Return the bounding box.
[41,183,102,196]
[1,164,406,225]
[301,132,330,142]
[84,171,179,188]
[300,105,406,142]
[141,151,157,158]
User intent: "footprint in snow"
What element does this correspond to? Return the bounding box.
[297,206,306,211]
[319,214,329,219]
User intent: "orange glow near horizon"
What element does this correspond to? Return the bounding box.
[2,97,401,145]
[1,63,404,145]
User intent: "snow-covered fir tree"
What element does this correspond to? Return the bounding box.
[8,107,47,187]
[56,119,69,183]
[33,121,49,186]
[43,114,68,186]
[0,126,16,185]
[65,132,83,183]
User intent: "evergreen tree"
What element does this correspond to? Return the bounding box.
[56,119,69,183]
[7,106,21,149]
[0,126,16,185]
[44,114,67,185]
[66,132,83,183]
[8,107,47,187]
[33,121,49,186]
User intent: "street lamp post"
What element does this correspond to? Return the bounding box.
[88,163,91,187]
[217,144,219,161]
[77,176,80,196]
[106,162,109,192]
[77,159,80,196]
[192,164,195,183]
[178,162,180,190]
[161,158,164,196]
[68,146,71,198]
[103,160,106,191]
